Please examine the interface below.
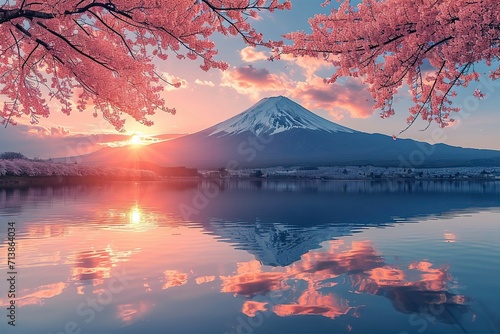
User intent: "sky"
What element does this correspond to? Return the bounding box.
[0,1,499,159]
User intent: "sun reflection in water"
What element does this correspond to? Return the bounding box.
[130,206,142,225]
[95,204,161,232]
[126,205,160,231]
[98,204,172,232]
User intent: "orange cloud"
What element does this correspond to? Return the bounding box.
[292,76,374,119]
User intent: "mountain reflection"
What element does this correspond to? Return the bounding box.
[0,180,496,333]
[219,240,469,323]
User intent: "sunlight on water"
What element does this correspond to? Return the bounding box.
[0,180,498,334]
[130,206,142,225]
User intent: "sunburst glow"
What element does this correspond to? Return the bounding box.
[129,134,142,146]
[130,206,142,225]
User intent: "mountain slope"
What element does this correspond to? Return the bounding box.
[208,96,353,136]
[78,96,500,168]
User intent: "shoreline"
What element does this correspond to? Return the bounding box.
[1,175,499,188]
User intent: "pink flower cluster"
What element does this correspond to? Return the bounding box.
[278,0,499,129]
[0,1,291,131]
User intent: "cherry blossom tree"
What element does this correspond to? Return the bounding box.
[0,158,157,178]
[0,0,291,131]
[275,0,500,133]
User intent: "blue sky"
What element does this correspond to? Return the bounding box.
[0,1,499,158]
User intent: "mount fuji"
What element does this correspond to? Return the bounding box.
[208,96,354,136]
[79,96,499,168]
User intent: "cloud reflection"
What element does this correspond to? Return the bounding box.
[220,240,469,322]
[220,260,286,297]
[195,276,216,285]
[352,261,469,324]
[162,270,188,290]
[242,301,268,317]
[444,232,457,243]
[117,301,152,326]
[0,282,67,307]
[274,287,351,319]
[71,249,112,283]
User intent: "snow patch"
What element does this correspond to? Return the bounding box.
[209,96,354,137]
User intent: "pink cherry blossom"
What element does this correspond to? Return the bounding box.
[276,0,499,130]
[0,0,291,131]
[473,89,485,100]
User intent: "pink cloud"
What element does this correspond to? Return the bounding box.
[221,65,290,98]
[281,54,334,80]
[292,76,374,119]
[27,125,71,137]
[161,73,188,91]
[194,79,215,87]
[240,47,268,62]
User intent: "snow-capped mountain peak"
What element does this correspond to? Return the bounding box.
[209,96,354,136]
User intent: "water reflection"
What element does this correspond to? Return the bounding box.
[195,276,216,285]
[0,180,497,333]
[273,288,351,319]
[99,205,165,232]
[444,232,457,243]
[162,270,189,290]
[71,249,112,283]
[242,301,269,317]
[26,224,68,238]
[352,261,469,324]
[220,240,468,323]
[0,282,67,307]
[130,206,142,225]
[117,301,152,326]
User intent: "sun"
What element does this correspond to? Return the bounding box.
[129,134,142,146]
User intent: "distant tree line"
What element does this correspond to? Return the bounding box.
[0,152,27,160]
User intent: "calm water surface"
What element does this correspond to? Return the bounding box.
[0,180,499,334]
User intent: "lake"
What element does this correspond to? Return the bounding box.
[0,180,499,334]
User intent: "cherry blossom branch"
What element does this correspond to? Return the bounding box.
[396,61,446,137]
[0,1,292,130]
